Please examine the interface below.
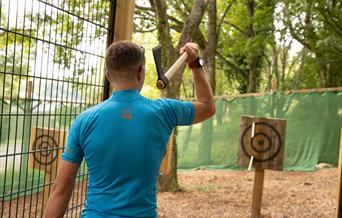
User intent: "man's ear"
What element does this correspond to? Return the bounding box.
[105,70,111,83]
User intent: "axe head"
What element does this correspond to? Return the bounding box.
[152,45,168,89]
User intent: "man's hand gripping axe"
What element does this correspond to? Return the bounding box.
[152,45,189,89]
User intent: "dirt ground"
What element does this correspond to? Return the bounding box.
[157,168,337,218]
[2,168,338,217]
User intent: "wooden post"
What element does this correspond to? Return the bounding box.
[336,129,342,218]
[252,166,265,218]
[103,0,135,100]
[103,0,136,99]
[271,78,278,92]
[113,0,135,42]
[160,131,174,175]
[22,80,33,181]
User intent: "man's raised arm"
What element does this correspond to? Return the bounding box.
[181,43,215,124]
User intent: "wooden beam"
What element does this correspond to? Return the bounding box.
[336,129,342,218]
[104,0,135,96]
[183,87,342,101]
[114,0,135,42]
[0,95,87,105]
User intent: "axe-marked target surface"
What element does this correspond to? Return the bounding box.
[240,121,283,163]
[32,134,59,165]
[238,116,287,170]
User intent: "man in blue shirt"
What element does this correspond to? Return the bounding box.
[44,41,215,217]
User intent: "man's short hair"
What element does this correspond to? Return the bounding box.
[105,41,145,81]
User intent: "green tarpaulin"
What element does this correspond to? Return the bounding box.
[177,91,342,171]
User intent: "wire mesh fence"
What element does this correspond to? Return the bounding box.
[0,0,114,217]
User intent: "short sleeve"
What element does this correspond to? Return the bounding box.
[163,99,195,127]
[62,117,84,164]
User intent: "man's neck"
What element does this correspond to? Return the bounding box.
[111,82,141,92]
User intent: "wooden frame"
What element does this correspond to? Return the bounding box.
[183,87,342,101]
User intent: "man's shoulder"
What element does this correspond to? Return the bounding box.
[144,97,190,106]
[76,100,109,121]
[142,97,193,115]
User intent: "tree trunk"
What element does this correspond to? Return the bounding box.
[294,48,306,89]
[197,0,217,165]
[245,0,258,93]
[151,0,207,192]
[271,42,279,90]
[204,0,217,93]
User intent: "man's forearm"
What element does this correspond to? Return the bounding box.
[181,42,215,124]
[44,182,74,218]
[192,68,214,107]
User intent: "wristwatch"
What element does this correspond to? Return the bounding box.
[189,57,204,69]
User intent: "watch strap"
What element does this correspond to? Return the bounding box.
[188,57,202,69]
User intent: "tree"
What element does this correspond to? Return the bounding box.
[135,0,243,189]
[283,0,342,88]
[149,0,208,191]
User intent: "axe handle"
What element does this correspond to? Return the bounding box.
[157,52,188,89]
[165,52,188,80]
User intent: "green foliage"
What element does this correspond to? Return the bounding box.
[133,32,161,99]
[0,0,109,100]
[135,0,342,95]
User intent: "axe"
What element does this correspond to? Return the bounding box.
[152,45,189,89]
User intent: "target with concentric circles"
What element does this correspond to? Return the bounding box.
[32,134,59,165]
[240,122,282,163]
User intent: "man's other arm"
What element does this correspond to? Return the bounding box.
[44,160,79,218]
[191,67,215,124]
[181,43,215,124]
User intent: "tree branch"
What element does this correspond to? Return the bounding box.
[134,27,157,33]
[176,0,208,49]
[283,2,313,50]
[216,51,246,74]
[217,0,236,37]
[223,20,247,36]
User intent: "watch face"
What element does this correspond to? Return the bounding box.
[198,58,205,67]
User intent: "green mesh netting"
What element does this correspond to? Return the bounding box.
[177,91,342,171]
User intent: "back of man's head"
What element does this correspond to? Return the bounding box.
[105,41,145,82]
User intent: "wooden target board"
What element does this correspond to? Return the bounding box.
[29,127,65,173]
[238,116,287,171]
[238,116,287,217]
[29,127,66,209]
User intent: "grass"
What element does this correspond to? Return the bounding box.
[0,169,45,201]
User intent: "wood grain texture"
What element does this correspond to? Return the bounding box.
[160,131,174,175]
[251,166,265,218]
[238,116,287,171]
[29,127,66,210]
[29,128,65,173]
[336,129,342,218]
[113,0,135,42]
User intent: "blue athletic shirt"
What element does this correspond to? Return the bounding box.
[62,89,195,218]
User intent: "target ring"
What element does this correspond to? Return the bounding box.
[32,134,59,165]
[240,122,282,163]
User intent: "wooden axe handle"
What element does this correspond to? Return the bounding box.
[157,52,188,89]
